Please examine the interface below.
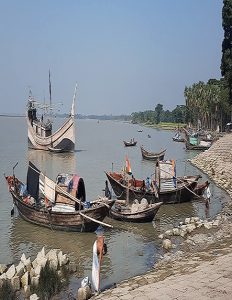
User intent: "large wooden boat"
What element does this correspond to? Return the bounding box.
[5,162,114,232]
[140,146,166,161]
[185,140,211,151]
[27,79,77,153]
[123,140,137,147]
[183,128,212,151]
[109,200,163,223]
[105,160,201,204]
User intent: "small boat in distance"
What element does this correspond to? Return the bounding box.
[123,139,137,147]
[172,132,185,142]
[5,162,114,232]
[137,129,143,132]
[27,73,77,153]
[148,134,151,138]
[140,146,166,161]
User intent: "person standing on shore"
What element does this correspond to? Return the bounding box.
[203,181,211,209]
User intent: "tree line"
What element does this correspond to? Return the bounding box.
[131,104,186,125]
[132,0,232,132]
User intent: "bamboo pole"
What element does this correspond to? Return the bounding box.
[79,212,113,228]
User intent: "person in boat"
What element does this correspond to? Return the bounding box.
[104,180,112,199]
[131,175,136,188]
[140,180,146,192]
[145,177,151,190]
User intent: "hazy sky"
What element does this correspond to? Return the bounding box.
[0,0,223,115]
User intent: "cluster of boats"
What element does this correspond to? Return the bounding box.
[4,83,209,231]
[172,128,215,151]
[5,158,207,228]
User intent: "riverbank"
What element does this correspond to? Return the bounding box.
[91,133,232,300]
[135,121,186,130]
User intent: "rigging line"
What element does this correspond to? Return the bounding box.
[157,166,202,199]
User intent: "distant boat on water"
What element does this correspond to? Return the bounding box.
[123,139,137,147]
[27,73,77,153]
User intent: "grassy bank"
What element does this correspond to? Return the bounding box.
[137,122,186,130]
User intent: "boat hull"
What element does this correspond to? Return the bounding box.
[123,141,137,147]
[185,142,210,151]
[106,172,200,204]
[140,146,166,161]
[27,117,75,152]
[109,202,163,222]
[11,192,113,232]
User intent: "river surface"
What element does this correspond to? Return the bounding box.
[0,117,229,297]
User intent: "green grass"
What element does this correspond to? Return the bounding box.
[142,122,186,130]
[0,280,15,300]
[31,262,69,300]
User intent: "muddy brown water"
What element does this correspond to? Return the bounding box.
[0,117,229,296]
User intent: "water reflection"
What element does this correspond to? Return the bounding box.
[9,214,161,290]
[27,150,77,179]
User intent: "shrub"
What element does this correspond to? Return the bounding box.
[31,262,69,300]
[0,280,15,300]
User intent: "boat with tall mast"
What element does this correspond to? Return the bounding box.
[27,73,77,153]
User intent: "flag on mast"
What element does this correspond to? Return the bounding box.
[125,155,132,175]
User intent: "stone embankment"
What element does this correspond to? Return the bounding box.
[191,133,232,197]
[90,133,232,300]
[0,247,72,299]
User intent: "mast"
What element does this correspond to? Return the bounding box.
[126,174,129,206]
[49,70,52,115]
[71,82,77,117]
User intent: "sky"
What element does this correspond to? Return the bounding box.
[0,0,223,115]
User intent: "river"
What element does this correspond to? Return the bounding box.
[0,117,229,297]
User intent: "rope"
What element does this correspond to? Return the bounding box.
[157,166,202,199]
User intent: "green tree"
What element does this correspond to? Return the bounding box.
[172,105,186,123]
[154,104,163,124]
[221,0,232,119]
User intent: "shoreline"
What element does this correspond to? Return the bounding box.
[134,122,185,131]
[91,133,232,300]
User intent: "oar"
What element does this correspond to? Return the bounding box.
[79,212,113,228]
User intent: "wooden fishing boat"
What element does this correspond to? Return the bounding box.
[27,76,77,153]
[172,132,185,142]
[183,128,212,151]
[105,160,201,204]
[123,140,137,147]
[5,162,114,232]
[140,146,166,161]
[185,140,211,151]
[109,200,163,222]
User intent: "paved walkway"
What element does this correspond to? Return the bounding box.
[92,250,232,300]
